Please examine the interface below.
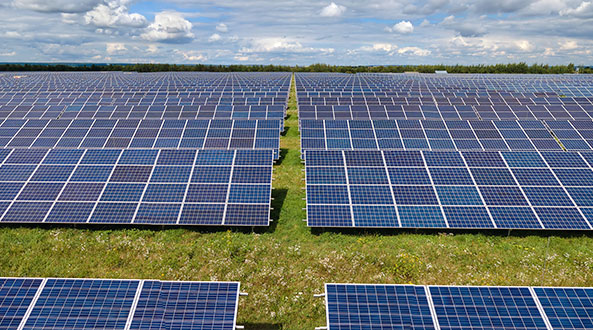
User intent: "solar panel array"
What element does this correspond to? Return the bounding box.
[299,73,593,230]
[0,119,281,156]
[0,104,286,120]
[0,277,240,330]
[323,283,593,330]
[305,149,593,230]
[301,119,573,155]
[0,148,273,226]
[0,72,286,226]
[1,72,290,111]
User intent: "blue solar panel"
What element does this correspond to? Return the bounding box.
[534,287,593,329]
[325,284,436,330]
[0,277,241,330]
[130,281,240,330]
[306,150,593,229]
[24,278,138,329]
[323,283,593,330]
[300,119,567,156]
[0,148,273,226]
[0,278,42,330]
[429,286,548,330]
[0,119,282,158]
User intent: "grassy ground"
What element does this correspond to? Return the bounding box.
[1,74,593,329]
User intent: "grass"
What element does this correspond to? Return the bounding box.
[1,74,593,329]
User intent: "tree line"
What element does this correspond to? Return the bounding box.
[0,62,591,74]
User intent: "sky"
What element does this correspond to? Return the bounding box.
[1,0,592,65]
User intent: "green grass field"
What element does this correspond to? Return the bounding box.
[1,75,593,329]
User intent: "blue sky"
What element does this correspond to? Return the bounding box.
[1,0,592,65]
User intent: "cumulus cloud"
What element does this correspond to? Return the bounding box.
[239,37,334,54]
[12,0,100,13]
[0,51,17,56]
[84,1,147,28]
[515,40,534,52]
[560,1,593,18]
[320,2,346,17]
[397,46,431,56]
[216,23,228,32]
[560,40,579,50]
[106,42,126,54]
[387,20,414,34]
[175,50,206,61]
[209,33,222,42]
[351,43,399,55]
[141,11,194,43]
[366,43,398,52]
[146,44,159,54]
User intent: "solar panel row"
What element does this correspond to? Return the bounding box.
[296,72,593,97]
[0,104,286,120]
[298,104,593,121]
[0,118,281,157]
[300,120,591,154]
[306,150,593,230]
[0,149,273,226]
[324,283,593,330]
[297,93,592,103]
[0,277,240,330]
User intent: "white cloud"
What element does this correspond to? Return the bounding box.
[106,42,126,54]
[141,11,194,43]
[234,55,251,61]
[560,2,593,18]
[353,43,399,55]
[515,40,534,52]
[240,37,334,54]
[12,0,100,13]
[209,33,222,42]
[84,1,147,28]
[176,50,206,61]
[367,43,398,52]
[0,51,17,56]
[216,23,228,32]
[146,44,159,53]
[398,46,431,56]
[60,13,78,24]
[387,20,414,34]
[560,40,579,50]
[320,2,346,17]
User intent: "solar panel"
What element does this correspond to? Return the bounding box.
[534,287,593,329]
[300,119,565,156]
[0,149,273,226]
[322,284,593,330]
[0,278,43,330]
[0,72,290,120]
[0,119,282,158]
[305,150,593,230]
[0,277,241,330]
[325,284,436,330]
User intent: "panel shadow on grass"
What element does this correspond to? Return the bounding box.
[274,148,289,165]
[266,188,288,233]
